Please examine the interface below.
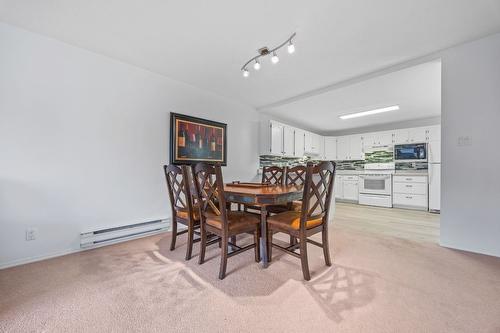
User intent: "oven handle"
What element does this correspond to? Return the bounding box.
[359,175,392,180]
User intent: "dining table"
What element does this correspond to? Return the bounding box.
[224,183,304,268]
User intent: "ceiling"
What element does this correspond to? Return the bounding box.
[264,60,442,134]
[1,0,500,110]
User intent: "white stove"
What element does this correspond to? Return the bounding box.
[358,163,394,208]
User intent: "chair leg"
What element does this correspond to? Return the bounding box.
[185,221,194,261]
[198,223,207,265]
[290,235,297,246]
[219,236,229,280]
[267,229,273,262]
[299,237,311,281]
[230,235,237,247]
[253,229,260,262]
[322,225,332,266]
[170,218,177,251]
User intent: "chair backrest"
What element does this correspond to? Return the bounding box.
[262,166,285,185]
[164,164,194,220]
[299,161,336,230]
[285,165,307,186]
[192,162,228,226]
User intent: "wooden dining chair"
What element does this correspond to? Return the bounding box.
[262,165,285,185]
[245,166,287,214]
[266,161,336,280]
[193,162,261,280]
[164,164,200,261]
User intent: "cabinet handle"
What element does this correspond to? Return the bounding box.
[406,185,412,187]
[405,178,412,181]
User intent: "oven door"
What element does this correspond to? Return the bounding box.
[359,175,392,195]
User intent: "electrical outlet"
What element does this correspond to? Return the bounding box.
[26,228,37,241]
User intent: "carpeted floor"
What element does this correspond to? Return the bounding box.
[1,224,500,333]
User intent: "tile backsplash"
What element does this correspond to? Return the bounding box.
[259,155,364,170]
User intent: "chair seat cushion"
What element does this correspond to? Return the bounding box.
[267,211,323,231]
[175,205,200,221]
[205,211,259,232]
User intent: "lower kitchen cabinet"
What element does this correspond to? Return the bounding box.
[335,175,359,202]
[393,175,428,210]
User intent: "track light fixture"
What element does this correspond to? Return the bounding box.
[241,32,296,77]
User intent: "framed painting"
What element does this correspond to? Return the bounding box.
[170,113,227,165]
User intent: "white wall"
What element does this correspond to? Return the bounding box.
[440,32,500,257]
[0,23,260,268]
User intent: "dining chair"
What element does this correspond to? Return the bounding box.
[245,166,287,214]
[164,164,200,261]
[193,162,261,280]
[266,161,336,280]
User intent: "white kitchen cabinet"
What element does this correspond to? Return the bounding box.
[378,131,394,146]
[393,175,428,210]
[392,129,408,144]
[318,136,325,159]
[304,131,320,155]
[336,136,350,160]
[428,140,441,163]
[324,137,337,160]
[283,125,295,156]
[294,128,305,157]
[429,163,441,212]
[270,120,284,155]
[334,175,343,199]
[342,177,359,201]
[426,125,441,142]
[349,135,364,160]
[408,127,427,143]
[363,131,393,147]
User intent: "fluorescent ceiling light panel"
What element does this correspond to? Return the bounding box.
[339,105,400,120]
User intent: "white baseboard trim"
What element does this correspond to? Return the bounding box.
[0,228,172,270]
[439,240,500,258]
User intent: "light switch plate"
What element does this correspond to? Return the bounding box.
[26,228,37,241]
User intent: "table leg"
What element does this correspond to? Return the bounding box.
[260,206,268,268]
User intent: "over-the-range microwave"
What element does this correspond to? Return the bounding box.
[394,143,427,162]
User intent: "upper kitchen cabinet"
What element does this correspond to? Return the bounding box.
[349,135,364,160]
[393,127,427,144]
[363,131,393,147]
[305,131,321,155]
[269,120,284,155]
[337,135,364,160]
[283,125,295,156]
[324,137,337,160]
[294,128,305,157]
[426,125,441,142]
[260,119,296,156]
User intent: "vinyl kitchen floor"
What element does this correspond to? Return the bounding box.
[333,202,440,243]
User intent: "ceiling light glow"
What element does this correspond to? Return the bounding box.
[254,60,260,70]
[271,52,279,64]
[339,105,400,120]
[242,69,249,77]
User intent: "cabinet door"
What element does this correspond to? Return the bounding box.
[428,140,441,163]
[343,180,359,201]
[334,176,344,199]
[336,136,350,160]
[408,127,427,143]
[324,137,337,160]
[393,129,409,144]
[304,131,312,153]
[282,126,295,156]
[270,121,284,155]
[349,135,363,160]
[426,125,441,142]
[294,129,305,157]
[378,131,393,146]
[311,133,320,154]
[362,133,376,148]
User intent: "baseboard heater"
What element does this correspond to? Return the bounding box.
[80,219,170,249]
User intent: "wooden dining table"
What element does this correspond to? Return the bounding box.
[224,183,303,268]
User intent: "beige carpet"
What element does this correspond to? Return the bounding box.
[1,225,500,333]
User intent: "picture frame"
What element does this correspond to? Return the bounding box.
[169,112,227,165]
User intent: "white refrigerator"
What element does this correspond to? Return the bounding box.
[428,141,441,212]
